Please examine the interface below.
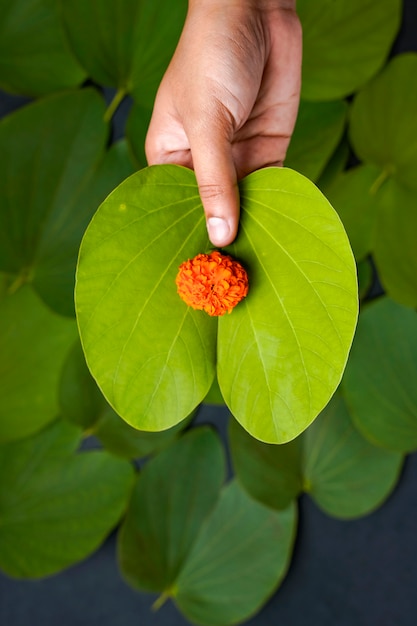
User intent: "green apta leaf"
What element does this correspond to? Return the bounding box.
[0,285,77,443]
[59,340,107,432]
[324,159,417,306]
[344,54,417,307]
[372,177,417,308]
[285,99,348,182]
[0,420,134,578]
[0,90,101,314]
[230,394,402,520]
[302,394,403,518]
[61,0,187,108]
[221,168,358,443]
[298,0,401,101]
[325,164,381,262]
[350,54,417,191]
[0,0,85,96]
[118,426,295,626]
[76,165,217,432]
[343,297,417,452]
[76,165,357,443]
[357,258,373,301]
[118,427,225,593]
[94,409,193,460]
[203,375,226,406]
[316,138,350,194]
[0,89,137,316]
[59,339,192,459]
[175,482,297,626]
[125,103,153,168]
[229,416,302,511]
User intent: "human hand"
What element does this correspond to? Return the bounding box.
[146,0,302,247]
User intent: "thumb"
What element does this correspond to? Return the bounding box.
[188,127,240,248]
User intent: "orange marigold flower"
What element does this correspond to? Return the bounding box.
[176,250,249,316]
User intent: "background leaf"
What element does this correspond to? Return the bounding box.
[303,394,403,519]
[372,177,417,308]
[118,427,225,593]
[0,285,77,443]
[343,297,417,452]
[220,167,358,443]
[349,53,417,191]
[61,0,187,108]
[59,340,107,431]
[316,137,350,193]
[125,103,153,168]
[299,0,402,100]
[325,164,381,262]
[229,417,302,510]
[0,89,136,316]
[357,258,373,301]
[0,0,85,96]
[230,394,403,520]
[76,165,216,432]
[285,99,348,182]
[59,339,193,459]
[203,375,226,406]
[0,420,134,578]
[175,481,297,626]
[94,409,193,460]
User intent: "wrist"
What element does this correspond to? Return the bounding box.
[188,0,296,11]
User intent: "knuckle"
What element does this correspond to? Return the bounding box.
[198,183,228,202]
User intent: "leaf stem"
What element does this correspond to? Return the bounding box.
[7,269,31,294]
[151,591,171,612]
[370,168,390,196]
[103,87,127,123]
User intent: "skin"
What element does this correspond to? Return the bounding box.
[146,0,302,247]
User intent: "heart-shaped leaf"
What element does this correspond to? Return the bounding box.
[298,0,402,101]
[221,168,358,443]
[118,427,225,593]
[174,482,297,626]
[0,420,134,578]
[0,0,85,96]
[0,90,135,317]
[118,425,295,626]
[302,394,403,518]
[230,393,403,519]
[343,297,417,452]
[61,0,187,108]
[349,53,417,191]
[285,99,348,181]
[0,285,77,443]
[76,165,358,443]
[76,165,217,432]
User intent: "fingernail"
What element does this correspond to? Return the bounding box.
[207,217,230,246]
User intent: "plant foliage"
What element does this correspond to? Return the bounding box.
[76,165,358,444]
[0,0,415,624]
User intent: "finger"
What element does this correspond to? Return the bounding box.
[187,118,240,248]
